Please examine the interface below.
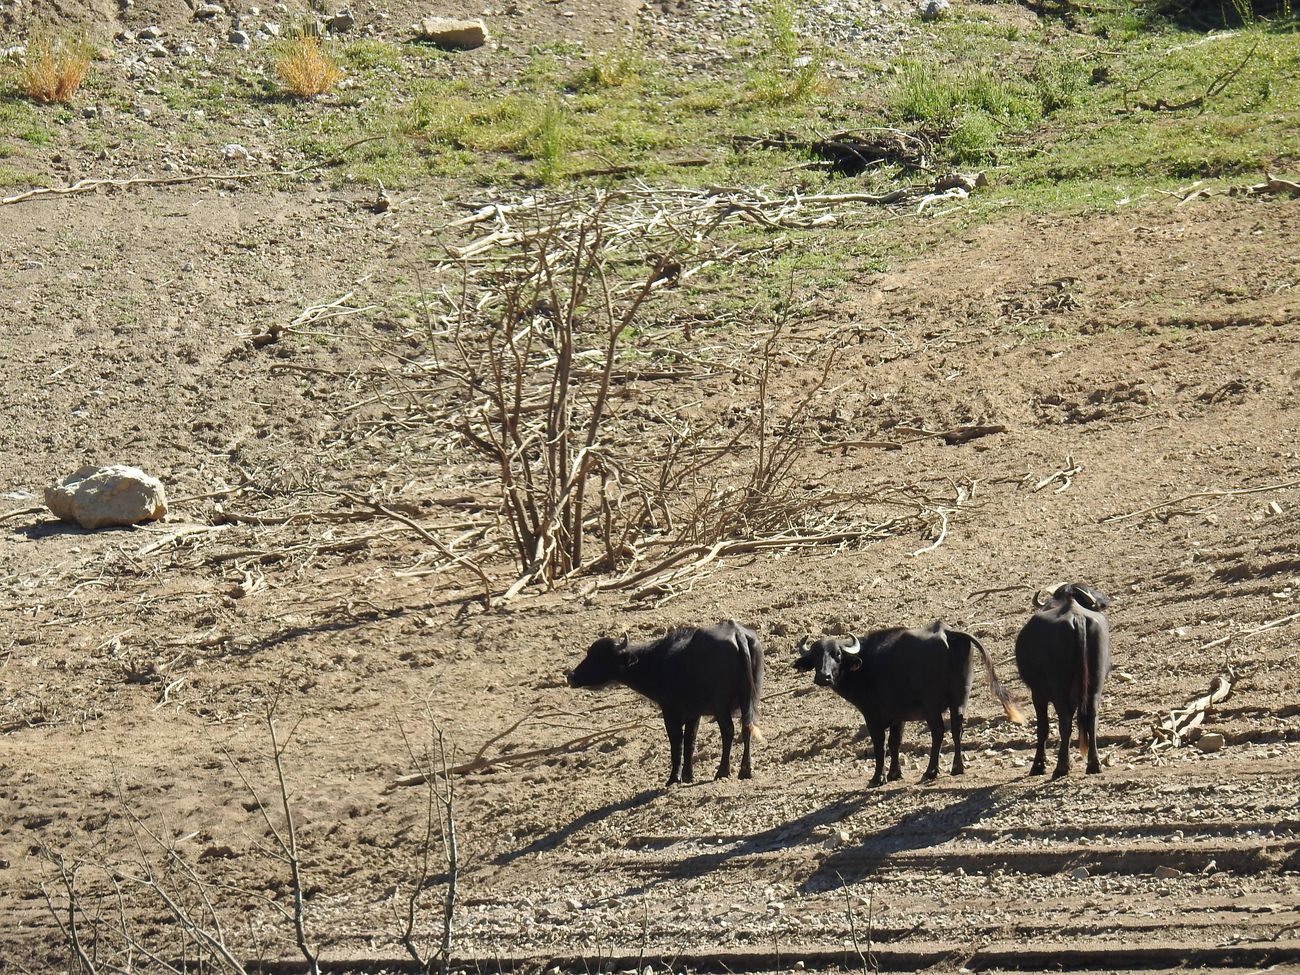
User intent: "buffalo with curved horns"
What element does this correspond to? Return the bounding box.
[795,623,1025,787]
[1016,583,1113,778]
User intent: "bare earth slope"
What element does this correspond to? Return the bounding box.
[1,185,1298,973]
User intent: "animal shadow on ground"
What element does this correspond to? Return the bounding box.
[800,784,1004,894]
[621,791,878,897]
[494,788,661,867]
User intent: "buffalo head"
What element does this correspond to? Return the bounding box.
[567,633,632,688]
[1033,582,1112,611]
[793,635,862,688]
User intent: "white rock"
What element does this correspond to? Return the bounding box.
[45,465,168,530]
[919,0,949,20]
[416,16,489,49]
[1069,866,1089,879]
[1153,865,1182,879]
[823,829,850,849]
[223,143,250,161]
[1195,732,1225,753]
[194,3,225,18]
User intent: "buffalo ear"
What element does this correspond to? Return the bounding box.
[846,655,863,672]
[1073,587,1098,609]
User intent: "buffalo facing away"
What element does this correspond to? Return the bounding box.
[795,623,1024,787]
[1016,582,1112,778]
[567,620,763,786]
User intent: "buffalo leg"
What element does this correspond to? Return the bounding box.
[682,717,700,783]
[1083,699,1102,775]
[663,714,685,786]
[1029,694,1050,776]
[1052,704,1075,779]
[921,714,944,781]
[950,705,966,776]
[886,723,904,781]
[738,718,753,780]
[867,724,887,787]
[715,713,735,779]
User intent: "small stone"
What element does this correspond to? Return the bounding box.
[1069,866,1089,879]
[1195,733,1225,753]
[45,466,168,530]
[416,16,489,49]
[329,8,355,31]
[228,28,250,46]
[262,21,281,36]
[21,260,44,271]
[919,0,949,19]
[223,143,250,161]
[1153,865,1182,879]
[823,829,850,850]
[138,24,163,39]
[195,3,225,18]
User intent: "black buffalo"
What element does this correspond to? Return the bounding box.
[567,620,764,786]
[795,623,1024,787]
[1016,583,1112,778]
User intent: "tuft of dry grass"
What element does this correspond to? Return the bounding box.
[275,35,343,99]
[17,36,91,104]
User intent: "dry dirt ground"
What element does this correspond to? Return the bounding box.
[2,5,1299,973]
[2,182,1298,974]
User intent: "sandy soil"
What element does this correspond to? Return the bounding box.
[2,178,1298,974]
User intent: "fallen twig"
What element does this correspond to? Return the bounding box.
[1149,669,1234,751]
[1130,37,1259,113]
[1100,477,1300,523]
[1,136,383,206]
[389,719,647,787]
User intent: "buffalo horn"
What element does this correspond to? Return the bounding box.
[615,632,630,651]
[841,635,861,656]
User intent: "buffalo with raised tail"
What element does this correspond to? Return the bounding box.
[566,620,764,786]
[795,623,1025,787]
[1016,583,1113,778]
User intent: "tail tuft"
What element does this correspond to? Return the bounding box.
[745,723,766,743]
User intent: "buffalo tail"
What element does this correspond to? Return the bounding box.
[740,627,764,738]
[967,632,1026,726]
[1075,615,1091,756]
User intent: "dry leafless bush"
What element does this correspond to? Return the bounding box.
[275,35,342,98]
[443,215,671,595]
[17,35,92,104]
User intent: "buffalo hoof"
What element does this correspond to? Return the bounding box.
[920,770,939,782]
[886,769,903,782]
[666,775,681,787]
[1085,764,1101,775]
[714,768,731,780]
[738,767,753,780]
[1051,767,1069,780]
[867,776,884,788]
[1028,764,1046,776]
[950,764,965,777]
[681,771,695,783]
